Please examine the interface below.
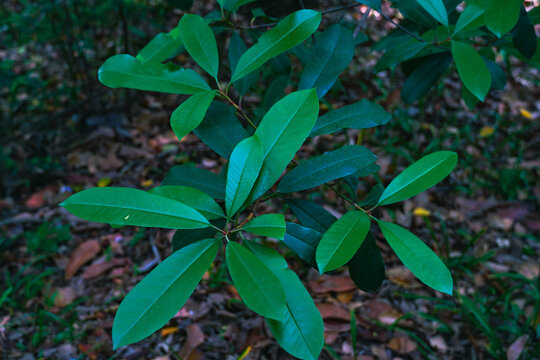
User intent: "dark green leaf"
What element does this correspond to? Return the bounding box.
[226,242,286,320]
[401,52,452,103]
[485,0,523,37]
[278,146,376,193]
[347,232,385,292]
[112,239,218,348]
[359,183,384,207]
[171,219,225,252]
[374,38,429,73]
[283,222,322,267]
[310,99,390,137]
[136,31,183,64]
[451,41,491,101]
[484,59,506,90]
[226,136,263,217]
[178,13,219,79]
[171,91,215,142]
[98,54,210,94]
[242,214,286,239]
[259,75,288,113]
[229,32,258,95]
[298,24,355,98]
[218,0,257,11]
[286,199,337,233]
[316,211,371,273]
[231,10,321,82]
[60,187,209,229]
[149,185,224,220]
[162,165,226,199]
[248,89,319,202]
[391,0,438,28]
[378,151,457,206]
[194,102,249,159]
[512,6,538,59]
[377,220,452,295]
[416,0,448,27]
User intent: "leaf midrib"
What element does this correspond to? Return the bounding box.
[321,214,363,270]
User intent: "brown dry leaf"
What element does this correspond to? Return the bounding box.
[507,335,528,360]
[65,240,101,279]
[388,334,417,354]
[386,266,421,289]
[337,291,354,303]
[179,324,205,360]
[428,335,448,353]
[316,304,351,322]
[25,185,56,208]
[82,257,128,280]
[518,263,540,280]
[524,213,540,231]
[53,287,77,307]
[309,275,357,294]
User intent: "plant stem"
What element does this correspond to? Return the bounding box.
[219,90,257,129]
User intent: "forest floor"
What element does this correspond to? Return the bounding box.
[1,2,540,360]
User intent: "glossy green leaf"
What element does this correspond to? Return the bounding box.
[377,151,457,206]
[278,145,376,193]
[310,99,390,137]
[231,10,321,82]
[485,0,522,37]
[248,89,319,202]
[136,31,183,64]
[377,220,452,295]
[374,39,429,73]
[194,102,249,159]
[453,3,484,35]
[112,238,218,348]
[347,232,385,292]
[401,52,452,103]
[359,183,384,207]
[355,0,381,11]
[171,91,215,142]
[162,165,226,199]
[149,185,224,220]
[178,13,219,79]
[246,242,323,360]
[60,187,209,229]
[286,199,336,233]
[98,54,210,94]
[229,32,258,95]
[226,242,286,320]
[512,6,538,59]
[416,0,448,26]
[391,0,438,28]
[242,214,286,239]
[284,222,322,267]
[171,220,225,252]
[226,136,264,217]
[451,41,491,101]
[316,211,370,273]
[298,24,355,98]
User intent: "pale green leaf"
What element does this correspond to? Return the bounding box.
[170,91,215,142]
[162,165,226,200]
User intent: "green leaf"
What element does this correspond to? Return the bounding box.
[298,24,355,98]
[278,146,376,193]
[136,32,183,64]
[217,0,257,11]
[112,238,218,348]
[310,99,390,137]
[229,32,258,95]
[512,6,538,59]
[391,0,438,28]
[451,41,491,101]
[60,187,209,229]
[231,10,321,82]
[374,38,429,73]
[377,151,457,206]
[453,3,484,35]
[246,242,324,360]
[359,183,384,207]
[376,220,452,294]
[286,199,336,233]
[347,232,385,292]
[98,54,210,94]
[194,102,249,159]
[162,165,226,200]
[316,211,370,273]
[149,185,224,220]
[248,89,319,202]
[226,242,286,320]
[284,222,322,267]
[171,220,225,252]
[178,14,219,79]
[485,0,523,37]
[171,91,215,142]
[226,136,264,217]
[242,214,286,239]
[485,59,506,91]
[416,0,448,26]
[355,0,381,11]
[401,52,452,103]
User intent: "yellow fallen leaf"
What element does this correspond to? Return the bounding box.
[519,108,532,119]
[237,346,252,360]
[479,126,494,138]
[160,327,179,337]
[141,179,153,187]
[413,207,431,217]
[97,177,111,187]
[320,103,329,111]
